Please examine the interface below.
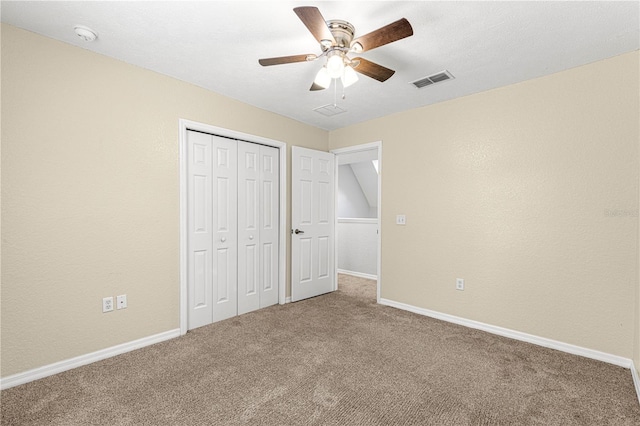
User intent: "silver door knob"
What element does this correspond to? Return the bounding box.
[221,237,226,242]
[294,229,304,234]
[249,235,254,240]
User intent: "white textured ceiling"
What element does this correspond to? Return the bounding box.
[2,1,638,131]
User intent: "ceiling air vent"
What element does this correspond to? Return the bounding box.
[314,104,347,117]
[411,70,455,89]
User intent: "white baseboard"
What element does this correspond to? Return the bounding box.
[379,298,632,368]
[0,328,181,390]
[631,361,640,405]
[285,296,291,304]
[337,269,377,281]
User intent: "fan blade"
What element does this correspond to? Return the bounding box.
[351,18,413,52]
[258,54,316,66]
[351,58,395,82]
[294,6,336,45]
[310,82,326,91]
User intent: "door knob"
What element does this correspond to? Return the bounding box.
[249,235,254,240]
[294,229,304,234]
[221,237,226,242]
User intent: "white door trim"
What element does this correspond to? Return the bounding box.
[331,141,382,302]
[179,119,287,335]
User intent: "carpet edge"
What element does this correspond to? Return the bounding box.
[0,328,181,390]
[379,298,632,368]
[631,360,640,406]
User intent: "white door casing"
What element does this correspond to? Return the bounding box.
[291,146,336,302]
[331,141,382,303]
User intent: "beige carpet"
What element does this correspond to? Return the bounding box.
[2,275,639,425]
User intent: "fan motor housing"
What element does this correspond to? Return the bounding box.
[326,20,355,49]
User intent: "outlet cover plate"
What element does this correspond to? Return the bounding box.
[456,278,465,291]
[102,296,114,313]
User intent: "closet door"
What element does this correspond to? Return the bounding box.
[187,131,214,330]
[237,142,260,314]
[259,145,279,308]
[238,143,279,314]
[212,136,238,322]
[187,131,279,329]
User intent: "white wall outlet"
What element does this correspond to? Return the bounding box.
[116,294,127,310]
[102,296,114,312]
[396,214,406,225]
[456,278,465,291]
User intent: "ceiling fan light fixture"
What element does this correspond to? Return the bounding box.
[326,51,345,79]
[314,67,331,89]
[350,42,363,53]
[342,65,359,88]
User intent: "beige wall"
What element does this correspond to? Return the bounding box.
[330,51,640,359]
[1,24,327,377]
[2,21,639,380]
[637,124,640,377]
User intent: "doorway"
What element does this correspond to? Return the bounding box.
[331,142,382,302]
[179,120,287,335]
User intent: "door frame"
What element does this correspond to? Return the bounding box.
[331,141,382,302]
[179,119,287,335]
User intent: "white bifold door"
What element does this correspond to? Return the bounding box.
[187,130,279,330]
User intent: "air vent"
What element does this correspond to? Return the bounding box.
[410,70,455,89]
[314,104,347,117]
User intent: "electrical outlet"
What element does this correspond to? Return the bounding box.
[456,278,465,291]
[102,296,114,312]
[396,214,406,225]
[116,294,127,310]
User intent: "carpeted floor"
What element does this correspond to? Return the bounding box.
[2,274,639,425]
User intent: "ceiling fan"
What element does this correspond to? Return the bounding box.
[258,6,413,91]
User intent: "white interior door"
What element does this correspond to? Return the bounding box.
[237,142,279,314]
[258,145,280,308]
[237,141,260,314]
[187,130,279,329]
[291,146,335,302]
[187,131,214,329]
[212,135,238,322]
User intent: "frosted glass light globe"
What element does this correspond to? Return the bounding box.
[326,54,345,79]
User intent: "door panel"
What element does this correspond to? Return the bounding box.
[238,143,279,313]
[212,136,238,322]
[291,146,335,302]
[187,131,213,329]
[259,146,279,308]
[238,142,260,314]
[262,242,274,291]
